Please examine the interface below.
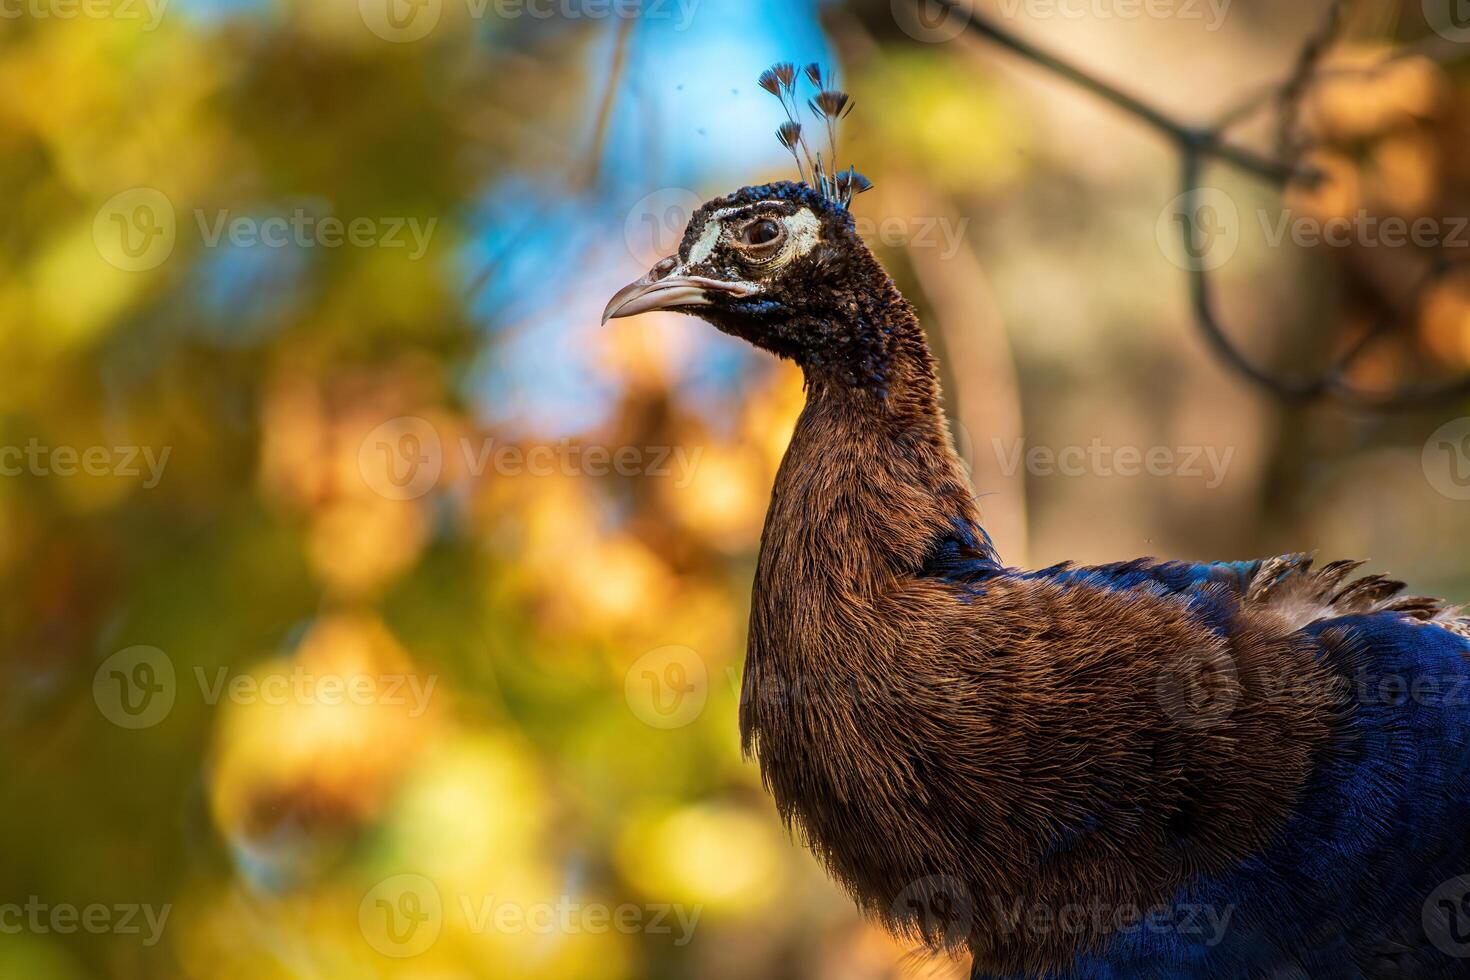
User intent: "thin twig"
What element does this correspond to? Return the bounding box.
[931,0,1316,185]
[1274,0,1345,163]
[578,16,638,191]
[1216,30,1470,131]
[465,18,637,303]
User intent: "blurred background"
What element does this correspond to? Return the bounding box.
[2,0,1469,976]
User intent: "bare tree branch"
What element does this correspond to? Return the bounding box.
[920,0,1470,411]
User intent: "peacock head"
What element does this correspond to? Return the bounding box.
[602,64,903,388]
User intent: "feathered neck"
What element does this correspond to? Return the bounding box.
[788,299,992,584]
[740,304,989,752]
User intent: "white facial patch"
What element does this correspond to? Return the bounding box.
[686,213,726,266]
[684,202,822,268]
[783,208,821,259]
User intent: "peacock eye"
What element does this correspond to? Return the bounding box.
[738,218,785,250]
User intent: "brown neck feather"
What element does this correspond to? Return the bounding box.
[772,299,982,590]
[740,304,982,742]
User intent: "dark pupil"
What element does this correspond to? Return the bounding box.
[747,220,780,245]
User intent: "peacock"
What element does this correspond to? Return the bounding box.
[603,63,1470,980]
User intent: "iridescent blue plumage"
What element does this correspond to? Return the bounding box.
[953,552,1470,979]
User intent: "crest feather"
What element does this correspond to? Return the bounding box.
[757,63,872,209]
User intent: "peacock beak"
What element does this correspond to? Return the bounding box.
[602,257,760,324]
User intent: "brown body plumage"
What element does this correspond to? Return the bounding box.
[734,253,1343,973]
